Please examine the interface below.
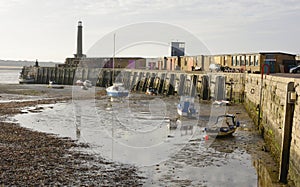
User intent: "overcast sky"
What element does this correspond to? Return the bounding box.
[0,0,299,62]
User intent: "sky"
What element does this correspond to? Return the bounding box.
[0,0,300,62]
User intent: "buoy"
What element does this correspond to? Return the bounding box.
[205,135,209,140]
[201,127,209,140]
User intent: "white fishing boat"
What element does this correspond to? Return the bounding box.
[177,96,198,118]
[106,83,129,97]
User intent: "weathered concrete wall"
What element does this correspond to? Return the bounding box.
[244,73,300,185]
[245,75,288,160]
[36,67,76,85]
[289,78,300,186]
[31,67,245,102]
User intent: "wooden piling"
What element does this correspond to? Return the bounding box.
[201,75,209,100]
[190,75,198,97]
[178,74,185,96]
[157,73,165,94]
[215,75,226,100]
[279,82,295,183]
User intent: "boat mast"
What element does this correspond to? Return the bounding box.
[111,33,117,160]
[113,33,116,82]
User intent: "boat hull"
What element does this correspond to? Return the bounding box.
[177,96,198,118]
[107,91,129,97]
[177,108,183,116]
[206,127,237,137]
[216,128,236,137]
[48,85,65,89]
[106,83,129,97]
[177,108,198,118]
[19,78,35,84]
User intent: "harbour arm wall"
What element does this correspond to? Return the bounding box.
[28,66,245,101]
[244,74,300,186]
[21,66,300,186]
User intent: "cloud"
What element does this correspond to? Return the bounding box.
[0,0,299,61]
[0,0,25,14]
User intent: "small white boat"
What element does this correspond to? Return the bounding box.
[19,75,35,84]
[19,67,35,84]
[80,80,92,90]
[83,80,92,88]
[145,87,158,95]
[47,81,64,89]
[75,80,84,86]
[213,100,230,105]
[177,96,198,118]
[106,83,129,97]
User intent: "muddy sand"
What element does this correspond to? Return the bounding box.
[0,84,290,186]
[0,84,143,186]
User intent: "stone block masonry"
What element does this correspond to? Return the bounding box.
[244,73,300,185]
[289,78,300,186]
[30,67,245,102]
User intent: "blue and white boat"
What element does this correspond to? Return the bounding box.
[106,83,129,97]
[106,34,129,97]
[177,96,198,117]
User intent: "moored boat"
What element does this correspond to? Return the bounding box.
[81,80,92,90]
[206,114,240,137]
[18,75,35,84]
[177,96,198,118]
[106,83,129,97]
[83,80,92,88]
[18,66,35,84]
[145,87,158,95]
[47,81,64,89]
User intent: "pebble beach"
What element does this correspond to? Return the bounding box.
[0,84,144,186]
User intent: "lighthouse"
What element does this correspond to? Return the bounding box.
[75,21,85,58]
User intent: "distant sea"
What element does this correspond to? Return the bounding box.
[0,66,22,84]
[0,67,22,84]
[0,60,60,84]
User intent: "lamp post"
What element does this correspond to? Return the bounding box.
[257,64,270,127]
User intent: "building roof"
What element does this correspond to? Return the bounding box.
[258,52,296,56]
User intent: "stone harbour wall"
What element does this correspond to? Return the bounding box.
[245,75,289,160]
[244,73,300,185]
[289,78,300,186]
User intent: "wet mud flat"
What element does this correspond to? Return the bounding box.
[137,101,285,187]
[0,84,144,186]
[0,84,289,186]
